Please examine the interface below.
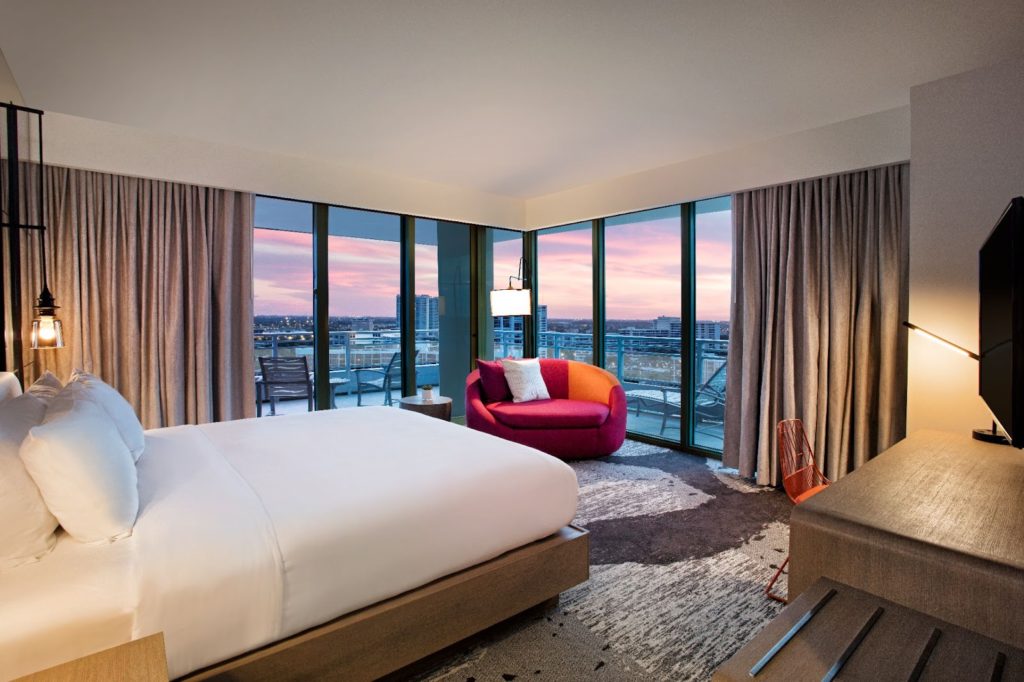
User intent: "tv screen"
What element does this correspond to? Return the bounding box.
[979,196,1024,446]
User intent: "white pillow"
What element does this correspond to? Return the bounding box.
[24,371,62,403]
[0,372,22,404]
[21,399,138,544]
[0,393,59,568]
[501,358,551,403]
[58,370,145,462]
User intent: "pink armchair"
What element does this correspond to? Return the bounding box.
[466,358,627,460]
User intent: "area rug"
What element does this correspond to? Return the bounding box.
[417,441,791,682]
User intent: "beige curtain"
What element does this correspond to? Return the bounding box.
[723,163,909,485]
[17,164,255,428]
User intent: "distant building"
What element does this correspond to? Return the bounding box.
[493,305,547,344]
[695,321,724,340]
[395,294,439,330]
[654,316,682,337]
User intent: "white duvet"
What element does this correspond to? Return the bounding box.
[0,408,578,679]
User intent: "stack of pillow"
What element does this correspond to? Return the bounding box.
[477,357,550,403]
[0,369,143,570]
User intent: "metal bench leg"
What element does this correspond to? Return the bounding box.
[765,555,789,603]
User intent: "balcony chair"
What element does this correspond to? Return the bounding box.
[466,358,627,460]
[766,418,831,603]
[694,362,727,426]
[258,356,313,416]
[624,383,681,435]
[356,350,417,406]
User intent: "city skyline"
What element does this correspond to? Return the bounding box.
[254,210,732,321]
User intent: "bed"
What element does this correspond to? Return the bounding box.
[0,407,585,680]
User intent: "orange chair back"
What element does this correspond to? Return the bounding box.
[777,419,830,505]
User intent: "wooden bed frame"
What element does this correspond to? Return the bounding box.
[183,525,589,681]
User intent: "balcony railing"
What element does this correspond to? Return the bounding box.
[253,328,728,450]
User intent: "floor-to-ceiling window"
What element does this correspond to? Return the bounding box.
[691,196,732,451]
[253,196,315,372]
[327,206,403,407]
[604,207,683,442]
[489,228,525,359]
[415,219,472,417]
[537,221,592,363]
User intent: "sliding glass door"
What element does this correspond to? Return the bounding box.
[253,197,315,374]
[691,197,732,451]
[536,222,592,363]
[488,228,525,359]
[254,196,499,418]
[326,206,403,408]
[604,207,683,442]
[531,197,732,455]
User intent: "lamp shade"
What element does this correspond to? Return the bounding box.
[30,284,64,350]
[31,314,64,349]
[490,288,532,317]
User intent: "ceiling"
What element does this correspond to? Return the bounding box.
[1,0,1022,199]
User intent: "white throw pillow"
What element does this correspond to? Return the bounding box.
[21,399,138,544]
[501,358,551,403]
[59,370,145,462]
[24,371,62,403]
[0,372,22,404]
[0,393,59,568]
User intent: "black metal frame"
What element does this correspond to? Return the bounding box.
[312,203,332,410]
[522,230,538,359]
[0,102,48,379]
[591,218,605,365]
[399,215,417,397]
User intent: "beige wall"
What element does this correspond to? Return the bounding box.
[907,56,1024,435]
[38,104,910,232]
[0,48,23,105]
[524,107,910,229]
[42,112,526,229]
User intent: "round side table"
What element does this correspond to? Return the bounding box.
[398,395,453,421]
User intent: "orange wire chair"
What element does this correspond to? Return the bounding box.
[766,418,831,603]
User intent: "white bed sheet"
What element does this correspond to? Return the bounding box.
[0,407,578,679]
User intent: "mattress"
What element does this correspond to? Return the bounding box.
[0,407,578,679]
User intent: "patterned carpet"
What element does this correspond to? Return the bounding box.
[416,441,792,682]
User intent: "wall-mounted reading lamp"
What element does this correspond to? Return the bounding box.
[902,320,1004,443]
[490,257,532,317]
[1,102,64,382]
[903,321,978,360]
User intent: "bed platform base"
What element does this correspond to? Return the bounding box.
[183,525,589,681]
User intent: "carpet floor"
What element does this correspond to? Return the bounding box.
[415,440,792,682]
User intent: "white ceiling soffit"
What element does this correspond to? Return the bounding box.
[1,0,1022,200]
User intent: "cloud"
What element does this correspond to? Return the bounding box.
[255,210,733,323]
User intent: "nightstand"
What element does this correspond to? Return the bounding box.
[398,395,453,421]
[15,633,168,682]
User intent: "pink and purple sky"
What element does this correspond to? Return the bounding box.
[253,209,731,321]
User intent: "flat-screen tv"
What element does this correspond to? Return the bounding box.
[979,196,1024,447]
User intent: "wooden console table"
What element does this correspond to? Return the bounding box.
[790,430,1024,648]
[715,578,1023,681]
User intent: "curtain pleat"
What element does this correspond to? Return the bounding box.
[723,163,909,485]
[15,164,255,428]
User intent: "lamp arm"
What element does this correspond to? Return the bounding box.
[505,257,527,289]
[902,321,980,361]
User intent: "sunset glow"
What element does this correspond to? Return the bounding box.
[254,209,731,322]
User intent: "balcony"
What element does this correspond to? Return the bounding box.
[253,328,727,452]
[533,331,726,451]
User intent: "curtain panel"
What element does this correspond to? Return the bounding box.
[16,164,255,428]
[723,163,909,485]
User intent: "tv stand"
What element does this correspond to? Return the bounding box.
[790,430,1024,648]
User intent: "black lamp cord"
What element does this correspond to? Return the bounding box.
[506,256,526,289]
